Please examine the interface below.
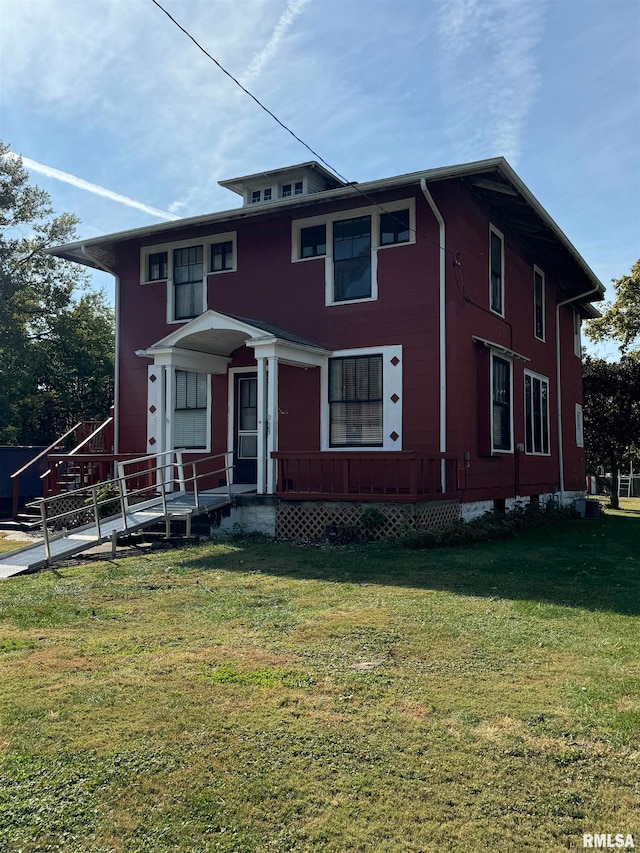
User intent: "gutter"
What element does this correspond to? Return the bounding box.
[420,179,447,492]
[555,285,601,502]
[80,245,120,454]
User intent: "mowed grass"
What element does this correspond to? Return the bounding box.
[0,502,638,852]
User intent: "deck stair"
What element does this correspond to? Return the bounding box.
[1,450,235,579]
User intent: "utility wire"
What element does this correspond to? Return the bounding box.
[149,0,459,259]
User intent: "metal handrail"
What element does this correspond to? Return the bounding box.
[34,450,235,564]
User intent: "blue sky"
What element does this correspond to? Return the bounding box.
[1,0,638,357]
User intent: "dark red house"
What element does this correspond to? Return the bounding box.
[49,158,604,536]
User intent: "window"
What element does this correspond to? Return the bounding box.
[334,215,372,302]
[264,188,272,201]
[211,240,233,272]
[291,199,415,306]
[300,224,326,258]
[174,245,203,321]
[251,190,261,204]
[281,183,292,198]
[148,251,168,281]
[534,266,545,340]
[380,209,410,245]
[524,371,550,455]
[490,226,504,315]
[575,403,584,448]
[492,354,512,452]
[574,309,582,357]
[294,181,303,195]
[329,355,383,447]
[174,370,207,449]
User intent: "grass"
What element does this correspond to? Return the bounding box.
[0,501,638,851]
[0,531,31,554]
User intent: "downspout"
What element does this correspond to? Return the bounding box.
[420,179,447,491]
[80,246,120,453]
[555,286,600,503]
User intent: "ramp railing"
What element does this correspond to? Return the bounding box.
[34,450,234,564]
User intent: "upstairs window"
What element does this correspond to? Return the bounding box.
[524,371,550,455]
[574,310,582,357]
[492,354,512,452]
[534,267,545,340]
[329,355,383,447]
[490,226,504,316]
[264,188,272,201]
[333,215,372,302]
[281,183,292,198]
[294,181,303,195]
[380,209,410,245]
[300,224,326,258]
[211,240,233,272]
[174,370,207,449]
[251,190,261,204]
[174,245,203,320]
[148,251,168,281]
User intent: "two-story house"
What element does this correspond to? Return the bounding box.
[49,157,604,537]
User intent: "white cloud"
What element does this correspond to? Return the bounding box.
[242,0,310,84]
[4,152,178,221]
[435,0,546,163]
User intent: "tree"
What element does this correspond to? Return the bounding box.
[582,355,640,508]
[585,259,640,354]
[0,141,114,444]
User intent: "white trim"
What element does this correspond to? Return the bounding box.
[489,223,505,317]
[140,232,237,324]
[490,351,513,455]
[320,345,403,451]
[523,369,551,456]
[533,265,546,342]
[472,336,530,362]
[291,199,416,307]
[575,403,584,448]
[227,366,257,485]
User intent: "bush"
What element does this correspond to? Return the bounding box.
[402,502,577,549]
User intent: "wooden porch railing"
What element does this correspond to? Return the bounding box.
[273,452,459,502]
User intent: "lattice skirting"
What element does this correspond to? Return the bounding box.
[276,499,461,541]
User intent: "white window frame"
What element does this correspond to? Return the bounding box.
[172,369,211,453]
[291,199,416,307]
[575,403,584,448]
[320,345,403,451]
[490,351,513,454]
[489,224,505,318]
[533,265,545,342]
[523,369,551,456]
[140,232,236,324]
[573,309,582,357]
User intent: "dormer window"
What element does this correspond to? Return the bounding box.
[264,188,272,201]
[281,184,292,198]
[294,181,303,195]
[251,190,261,204]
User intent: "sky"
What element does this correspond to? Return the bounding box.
[1,0,638,358]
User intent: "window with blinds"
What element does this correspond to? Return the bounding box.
[492,355,511,451]
[329,355,383,447]
[173,245,203,320]
[174,370,207,449]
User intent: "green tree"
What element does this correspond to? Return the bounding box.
[0,141,114,444]
[585,259,640,354]
[582,355,640,508]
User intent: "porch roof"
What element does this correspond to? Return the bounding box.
[137,309,330,369]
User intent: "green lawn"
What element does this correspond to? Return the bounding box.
[0,503,638,852]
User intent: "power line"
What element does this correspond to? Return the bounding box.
[149,0,458,258]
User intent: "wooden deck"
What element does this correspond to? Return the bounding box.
[0,487,245,579]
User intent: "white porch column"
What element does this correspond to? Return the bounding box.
[266,356,279,495]
[256,356,268,494]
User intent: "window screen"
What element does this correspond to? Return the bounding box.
[173,245,203,320]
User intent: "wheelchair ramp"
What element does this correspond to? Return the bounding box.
[0,489,233,579]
